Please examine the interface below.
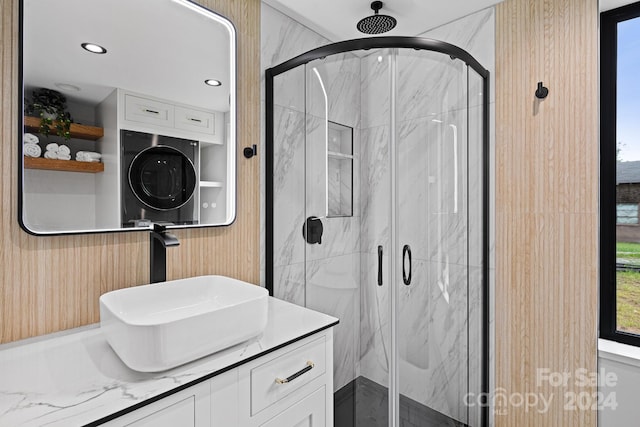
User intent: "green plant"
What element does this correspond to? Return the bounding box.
[25,88,73,140]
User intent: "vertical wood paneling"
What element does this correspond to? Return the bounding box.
[0,0,260,344]
[495,0,597,425]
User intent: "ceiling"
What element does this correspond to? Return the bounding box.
[23,0,232,112]
[23,0,633,112]
[263,0,504,41]
[265,0,633,42]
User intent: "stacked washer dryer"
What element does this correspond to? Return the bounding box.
[121,130,198,227]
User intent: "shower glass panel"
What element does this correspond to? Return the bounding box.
[395,49,471,427]
[304,50,391,427]
[267,38,488,427]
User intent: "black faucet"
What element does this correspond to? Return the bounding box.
[150,223,180,283]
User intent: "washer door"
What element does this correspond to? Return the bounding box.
[128,146,197,211]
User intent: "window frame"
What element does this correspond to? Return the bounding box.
[600,1,640,347]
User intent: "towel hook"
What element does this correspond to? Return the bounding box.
[535,82,549,99]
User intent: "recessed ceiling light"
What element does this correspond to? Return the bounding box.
[204,79,222,87]
[55,83,81,92]
[81,43,107,54]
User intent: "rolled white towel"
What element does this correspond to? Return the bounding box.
[56,153,71,160]
[76,156,100,163]
[45,143,59,153]
[44,150,57,159]
[23,142,41,158]
[76,151,101,160]
[58,145,71,156]
[24,133,39,144]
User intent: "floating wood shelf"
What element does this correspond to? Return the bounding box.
[24,116,104,141]
[24,157,104,173]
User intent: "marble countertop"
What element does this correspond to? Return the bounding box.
[0,297,338,427]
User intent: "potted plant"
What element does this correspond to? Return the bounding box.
[25,88,73,140]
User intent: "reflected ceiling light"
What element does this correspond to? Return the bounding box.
[81,43,107,54]
[204,79,222,87]
[55,83,81,92]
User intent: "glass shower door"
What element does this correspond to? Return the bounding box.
[393,49,484,427]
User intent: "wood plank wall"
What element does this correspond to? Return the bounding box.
[0,0,260,344]
[495,0,598,425]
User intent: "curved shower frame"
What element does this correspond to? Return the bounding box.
[265,36,490,427]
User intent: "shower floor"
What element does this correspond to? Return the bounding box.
[334,376,467,427]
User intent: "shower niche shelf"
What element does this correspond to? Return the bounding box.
[327,121,353,218]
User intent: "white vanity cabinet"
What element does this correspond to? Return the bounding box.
[100,329,333,427]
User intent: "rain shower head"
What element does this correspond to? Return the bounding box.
[356,1,397,34]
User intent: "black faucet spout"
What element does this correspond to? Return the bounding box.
[150,223,180,283]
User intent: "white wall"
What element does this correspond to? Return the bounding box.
[599,340,640,426]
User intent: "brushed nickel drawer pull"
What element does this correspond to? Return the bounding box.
[275,361,315,384]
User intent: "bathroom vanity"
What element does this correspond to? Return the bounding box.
[0,298,337,426]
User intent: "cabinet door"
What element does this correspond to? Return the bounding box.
[124,94,174,127]
[260,386,326,427]
[211,369,239,426]
[175,106,215,135]
[101,381,210,427]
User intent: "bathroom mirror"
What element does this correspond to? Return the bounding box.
[19,0,237,235]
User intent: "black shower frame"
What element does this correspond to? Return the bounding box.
[265,36,490,427]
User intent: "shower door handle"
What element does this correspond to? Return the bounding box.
[378,245,383,286]
[403,244,412,286]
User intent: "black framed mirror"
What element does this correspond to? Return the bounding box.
[19,0,237,235]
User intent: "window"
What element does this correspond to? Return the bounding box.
[617,203,639,224]
[601,2,640,344]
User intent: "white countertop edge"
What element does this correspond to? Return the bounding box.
[0,297,338,427]
[598,338,640,368]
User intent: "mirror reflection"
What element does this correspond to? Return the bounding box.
[20,0,236,234]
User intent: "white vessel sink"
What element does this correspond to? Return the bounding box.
[100,275,268,372]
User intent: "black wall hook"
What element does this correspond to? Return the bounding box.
[243,144,257,159]
[535,82,549,99]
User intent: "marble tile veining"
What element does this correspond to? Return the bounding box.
[306,254,360,392]
[273,106,306,267]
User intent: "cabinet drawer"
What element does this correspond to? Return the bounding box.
[124,94,174,127]
[123,396,194,427]
[250,336,326,416]
[260,386,326,427]
[175,106,215,134]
